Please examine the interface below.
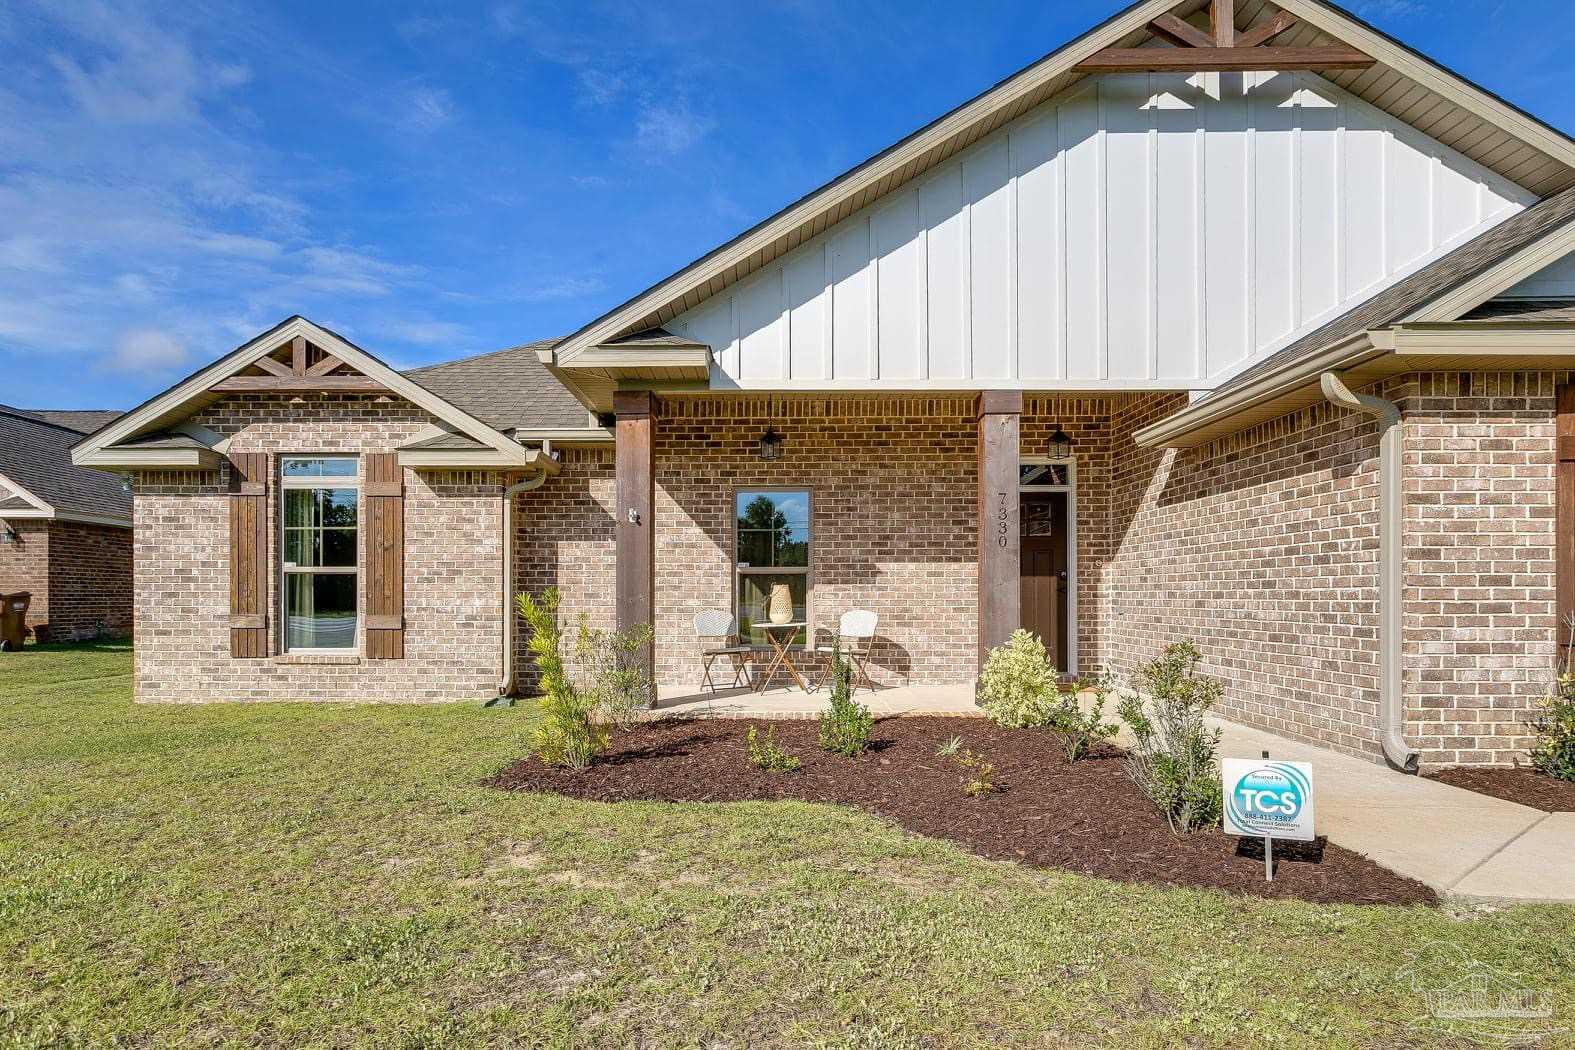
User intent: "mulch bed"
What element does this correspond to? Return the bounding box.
[1425,766,1575,811]
[489,717,1436,906]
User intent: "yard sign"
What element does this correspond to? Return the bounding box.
[1222,758,1315,843]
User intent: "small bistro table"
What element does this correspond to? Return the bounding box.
[752,622,812,693]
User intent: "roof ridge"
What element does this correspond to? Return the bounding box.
[0,406,100,436]
[404,339,562,376]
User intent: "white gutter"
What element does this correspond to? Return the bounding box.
[498,458,552,695]
[1318,372,1421,774]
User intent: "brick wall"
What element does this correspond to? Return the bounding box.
[0,519,49,630]
[1107,373,1560,766]
[132,394,506,702]
[45,520,133,640]
[514,394,1120,692]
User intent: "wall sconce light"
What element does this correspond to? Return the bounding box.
[1048,426,1074,460]
[757,426,786,461]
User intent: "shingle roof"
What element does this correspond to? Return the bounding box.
[1205,186,1575,400]
[398,431,489,451]
[403,340,588,431]
[3,408,123,434]
[1460,298,1575,322]
[0,408,131,523]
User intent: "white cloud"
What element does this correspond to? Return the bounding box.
[519,275,605,303]
[377,319,468,346]
[403,87,453,132]
[106,328,187,371]
[635,101,711,156]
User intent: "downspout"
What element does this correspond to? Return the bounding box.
[1318,371,1421,774]
[499,466,549,695]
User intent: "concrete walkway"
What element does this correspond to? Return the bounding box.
[648,681,1574,903]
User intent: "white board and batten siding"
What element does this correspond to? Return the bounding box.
[671,70,1535,391]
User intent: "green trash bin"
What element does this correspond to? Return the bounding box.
[0,591,31,650]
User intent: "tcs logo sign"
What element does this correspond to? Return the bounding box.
[1222,760,1315,841]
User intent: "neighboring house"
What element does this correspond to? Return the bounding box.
[71,0,1575,770]
[1,406,131,641]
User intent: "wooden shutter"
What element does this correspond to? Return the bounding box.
[364,453,405,659]
[1559,383,1575,666]
[228,452,269,657]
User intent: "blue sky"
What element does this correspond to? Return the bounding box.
[2,0,1572,409]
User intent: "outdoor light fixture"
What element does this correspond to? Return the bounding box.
[1048,426,1074,460]
[757,427,786,461]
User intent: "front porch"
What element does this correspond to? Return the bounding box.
[649,680,983,720]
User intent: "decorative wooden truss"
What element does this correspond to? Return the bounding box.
[1075,0,1374,73]
[208,335,390,393]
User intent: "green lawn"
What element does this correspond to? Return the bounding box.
[2,644,1572,1048]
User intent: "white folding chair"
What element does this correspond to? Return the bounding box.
[693,609,754,692]
[812,609,878,694]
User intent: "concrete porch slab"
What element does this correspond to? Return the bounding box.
[650,681,983,720]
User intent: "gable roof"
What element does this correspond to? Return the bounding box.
[0,408,132,526]
[547,0,1575,369]
[403,340,589,431]
[72,316,547,471]
[1,408,123,435]
[1207,185,1575,397]
[1133,184,1575,446]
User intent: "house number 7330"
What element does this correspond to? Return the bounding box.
[997,492,1010,548]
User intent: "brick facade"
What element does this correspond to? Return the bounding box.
[515,394,1119,691]
[0,517,131,641]
[1106,372,1560,767]
[131,394,506,702]
[129,379,1563,765]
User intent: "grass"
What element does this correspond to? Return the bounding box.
[1,643,1572,1047]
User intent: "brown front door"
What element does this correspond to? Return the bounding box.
[1020,493,1069,670]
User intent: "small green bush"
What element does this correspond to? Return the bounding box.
[746,725,801,773]
[574,615,654,731]
[1050,674,1118,762]
[819,650,872,757]
[1117,641,1223,835]
[977,630,1059,728]
[936,737,999,798]
[1530,673,1575,782]
[516,589,606,770]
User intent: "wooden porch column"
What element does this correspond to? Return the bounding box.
[614,391,657,693]
[977,391,1022,671]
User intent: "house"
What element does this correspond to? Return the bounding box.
[1,406,131,642]
[70,0,1575,769]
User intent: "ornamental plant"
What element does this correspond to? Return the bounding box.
[1051,673,1119,762]
[977,629,1059,728]
[516,589,606,770]
[1117,641,1224,835]
[819,649,873,757]
[746,725,801,773]
[573,615,654,731]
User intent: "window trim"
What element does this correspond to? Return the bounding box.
[732,486,813,647]
[279,455,361,655]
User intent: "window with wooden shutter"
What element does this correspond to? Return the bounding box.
[228,452,269,657]
[364,453,405,660]
[1559,383,1575,663]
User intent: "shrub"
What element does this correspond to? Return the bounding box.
[1530,673,1575,782]
[746,725,801,773]
[516,589,606,770]
[936,737,999,798]
[574,616,654,731]
[1117,641,1223,835]
[819,650,873,757]
[1049,674,1118,762]
[977,630,1059,728]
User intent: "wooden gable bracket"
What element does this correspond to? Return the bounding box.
[208,335,391,394]
[1076,0,1374,73]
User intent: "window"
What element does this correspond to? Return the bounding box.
[735,489,811,645]
[281,456,358,651]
